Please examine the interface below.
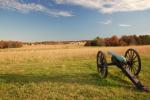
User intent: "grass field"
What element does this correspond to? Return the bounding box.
[0,45,150,100]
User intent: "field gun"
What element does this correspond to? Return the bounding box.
[97,48,149,92]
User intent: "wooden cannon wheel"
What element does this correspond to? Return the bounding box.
[124,49,141,76]
[97,51,108,78]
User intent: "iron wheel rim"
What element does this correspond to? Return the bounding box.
[97,51,108,78]
[125,49,141,75]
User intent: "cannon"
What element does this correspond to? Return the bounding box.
[97,48,148,92]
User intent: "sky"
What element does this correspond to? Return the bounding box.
[0,0,150,42]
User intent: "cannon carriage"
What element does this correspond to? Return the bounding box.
[97,48,148,91]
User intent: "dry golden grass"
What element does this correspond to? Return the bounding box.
[0,45,150,100]
[21,44,150,56]
[0,45,149,64]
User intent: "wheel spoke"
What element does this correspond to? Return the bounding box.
[129,51,133,58]
[131,52,136,59]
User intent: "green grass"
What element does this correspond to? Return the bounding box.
[0,47,150,100]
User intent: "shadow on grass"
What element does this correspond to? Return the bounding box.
[0,72,132,89]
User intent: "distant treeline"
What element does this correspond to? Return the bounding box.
[33,41,71,45]
[32,40,85,45]
[0,41,23,49]
[85,35,150,46]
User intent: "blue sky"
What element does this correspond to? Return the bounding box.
[0,0,150,42]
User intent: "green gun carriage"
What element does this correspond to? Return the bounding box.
[97,48,148,91]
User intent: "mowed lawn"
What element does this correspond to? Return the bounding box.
[0,45,150,100]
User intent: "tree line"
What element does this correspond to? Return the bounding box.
[0,34,149,49]
[85,35,150,46]
[0,41,23,49]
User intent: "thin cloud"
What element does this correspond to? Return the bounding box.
[54,0,150,13]
[54,0,101,9]
[0,0,73,17]
[101,20,112,25]
[119,24,132,27]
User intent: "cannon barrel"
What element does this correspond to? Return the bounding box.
[108,51,126,63]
